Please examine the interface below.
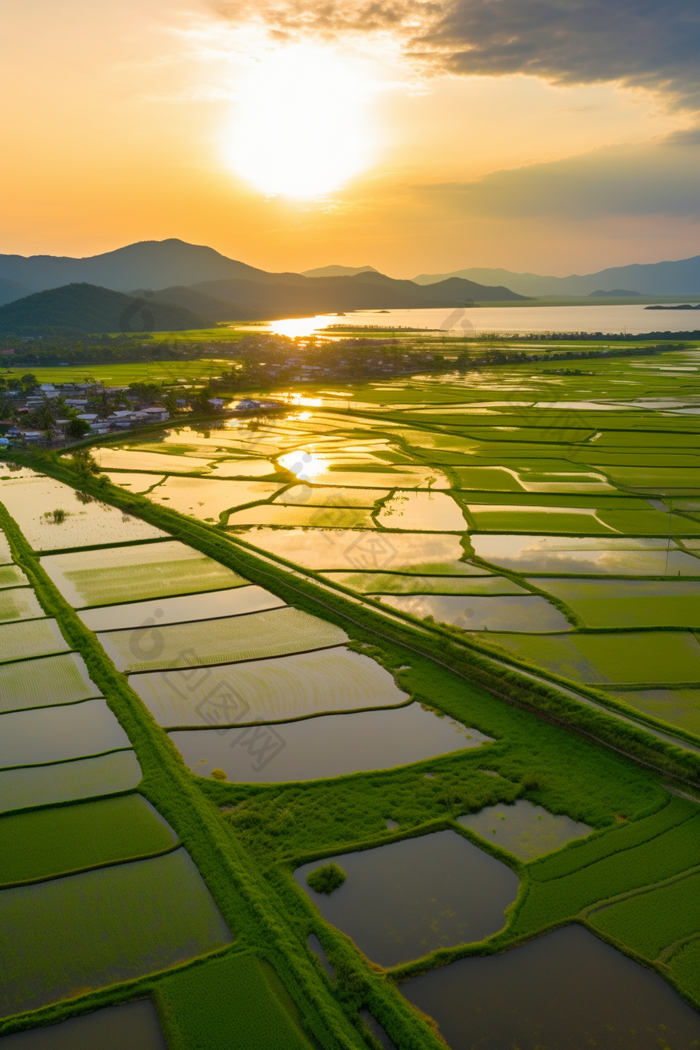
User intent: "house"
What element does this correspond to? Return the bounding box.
[207,398,225,410]
[141,407,170,422]
[234,399,261,411]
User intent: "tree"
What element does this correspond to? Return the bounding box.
[65,417,91,439]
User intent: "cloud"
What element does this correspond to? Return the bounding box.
[214,0,700,111]
[410,136,700,219]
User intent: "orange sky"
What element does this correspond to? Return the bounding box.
[2,0,699,276]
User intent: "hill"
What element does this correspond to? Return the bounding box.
[413,255,700,297]
[0,240,527,312]
[0,240,276,297]
[301,264,379,278]
[135,285,250,322]
[182,270,527,319]
[0,283,210,334]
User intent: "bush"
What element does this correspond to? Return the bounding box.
[306,863,346,895]
[211,768,227,781]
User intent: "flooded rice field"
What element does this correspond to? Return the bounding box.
[379,593,572,632]
[131,645,409,726]
[170,703,489,783]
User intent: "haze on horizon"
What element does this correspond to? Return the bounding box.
[2,0,699,278]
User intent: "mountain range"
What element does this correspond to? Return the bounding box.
[0,240,528,333]
[413,257,700,296]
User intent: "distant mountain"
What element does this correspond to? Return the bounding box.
[588,289,642,297]
[0,283,210,334]
[0,239,279,297]
[0,278,31,306]
[135,285,248,322]
[301,264,379,278]
[413,255,700,296]
[183,270,527,319]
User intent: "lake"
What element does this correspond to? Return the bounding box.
[245,304,700,338]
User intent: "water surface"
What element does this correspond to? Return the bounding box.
[295,829,518,966]
[400,925,700,1049]
[458,799,592,860]
[170,703,490,783]
[80,585,285,631]
[0,1000,167,1049]
[0,700,131,768]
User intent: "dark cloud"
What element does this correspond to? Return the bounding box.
[413,137,700,218]
[217,0,700,110]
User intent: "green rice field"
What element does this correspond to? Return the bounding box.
[5,346,700,1046]
[0,794,176,884]
[0,653,100,713]
[98,606,348,672]
[0,849,231,1017]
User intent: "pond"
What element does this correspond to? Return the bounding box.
[400,924,700,1049]
[169,703,490,783]
[294,829,519,967]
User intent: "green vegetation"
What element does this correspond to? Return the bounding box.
[306,863,347,895]
[0,850,232,1018]
[156,952,314,1050]
[0,653,99,713]
[0,794,176,884]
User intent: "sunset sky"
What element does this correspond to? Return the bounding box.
[3,0,699,276]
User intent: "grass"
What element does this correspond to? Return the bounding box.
[0,358,239,386]
[0,849,232,1018]
[322,573,530,596]
[0,794,176,884]
[98,606,348,673]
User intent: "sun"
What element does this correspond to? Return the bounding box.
[225,45,374,198]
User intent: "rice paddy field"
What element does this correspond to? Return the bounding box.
[5,345,700,1047]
